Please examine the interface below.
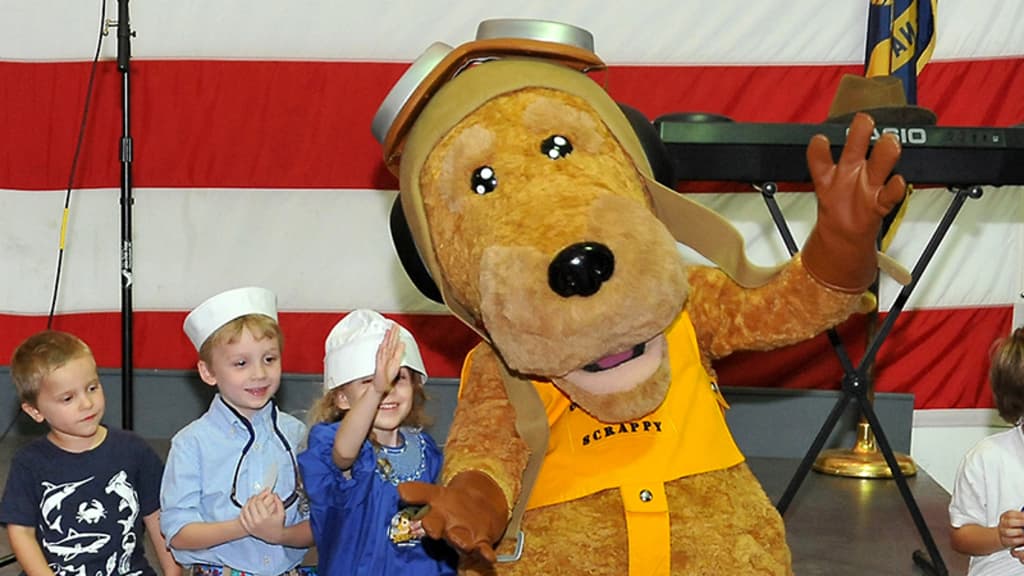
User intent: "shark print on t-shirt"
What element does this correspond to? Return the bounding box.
[40,471,142,575]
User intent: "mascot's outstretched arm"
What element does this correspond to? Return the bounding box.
[399,345,526,563]
[691,112,904,358]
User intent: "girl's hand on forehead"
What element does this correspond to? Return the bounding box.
[373,324,406,395]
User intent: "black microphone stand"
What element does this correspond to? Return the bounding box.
[114,0,135,430]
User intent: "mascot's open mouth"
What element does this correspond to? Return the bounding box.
[583,343,646,372]
[561,335,666,397]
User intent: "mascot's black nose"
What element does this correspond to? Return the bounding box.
[548,242,615,297]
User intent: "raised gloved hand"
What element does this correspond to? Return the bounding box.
[398,470,509,563]
[801,112,906,293]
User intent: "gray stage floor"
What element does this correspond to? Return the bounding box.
[0,435,969,575]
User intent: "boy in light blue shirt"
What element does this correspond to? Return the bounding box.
[160,286,314,576]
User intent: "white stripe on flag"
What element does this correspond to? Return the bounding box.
[4,186,1019,315]
[681,188,1024,312]
[4,1,1023,64]
[0,187,445,315]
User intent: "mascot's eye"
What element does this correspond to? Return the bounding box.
[471,166,498,195]
[541,135,573,159]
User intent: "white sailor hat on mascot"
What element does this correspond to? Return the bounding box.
[183,286,278,351]
[323,309,427,392]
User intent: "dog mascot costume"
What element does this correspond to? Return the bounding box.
[371,19,910,576]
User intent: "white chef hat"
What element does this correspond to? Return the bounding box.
[183,286,279,351]
[323,309,427,391]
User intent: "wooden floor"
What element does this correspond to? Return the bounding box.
[0,435,969,575]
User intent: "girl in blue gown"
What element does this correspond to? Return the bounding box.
[298,309,457,575]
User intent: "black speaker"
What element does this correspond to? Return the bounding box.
[650,111,735,189]
[389,197,444,303]
[618,103,676,188]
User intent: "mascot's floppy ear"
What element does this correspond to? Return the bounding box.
[390,197,443,303]
[389,102,681,304]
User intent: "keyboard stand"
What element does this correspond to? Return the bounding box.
[755,181,984,576]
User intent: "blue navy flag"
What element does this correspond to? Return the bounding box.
[864,0,937,103]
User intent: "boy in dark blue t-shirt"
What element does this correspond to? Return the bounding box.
[0,330,180,575]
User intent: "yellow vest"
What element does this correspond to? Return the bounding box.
[526,309,743,510]
[458,310,742,574]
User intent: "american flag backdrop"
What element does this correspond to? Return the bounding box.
[1,1,1023,409]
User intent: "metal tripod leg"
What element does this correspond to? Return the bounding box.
[756,182,984,576]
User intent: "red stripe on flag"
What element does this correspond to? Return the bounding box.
[2,58,1022,191]
[873,305,1010,409]
[715,305,1011,409]
[1,306,1010,408]
[0,311,480,379]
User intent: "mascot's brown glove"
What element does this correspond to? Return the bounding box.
[801,112,906,293]
[399,470,509,563]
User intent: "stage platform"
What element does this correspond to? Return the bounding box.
[751,457,968,575]
[0,435,968,575]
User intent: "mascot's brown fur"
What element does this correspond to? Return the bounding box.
[376,25,907,576]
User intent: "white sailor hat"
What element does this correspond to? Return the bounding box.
[323,309,427,391]
[183,286,278,351]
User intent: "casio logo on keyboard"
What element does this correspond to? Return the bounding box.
[874,127,928,144]
[844,126,1007,147]
[844,126,930,145]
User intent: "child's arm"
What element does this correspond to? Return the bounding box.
[142,511,181,576]
[162,432,250,551]
[6,524,56,576]
[951,508,1024,556]
[332,325,404,470]
[168,519,248,550]
[332,388,385,470]
[951,524,1005,556]
[166,484,305,552]
[277,519,314,548]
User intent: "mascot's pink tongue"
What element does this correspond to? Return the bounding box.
[585,344,645,372]
[596,349,635,368]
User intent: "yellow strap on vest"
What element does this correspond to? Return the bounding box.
[622,483,670,576]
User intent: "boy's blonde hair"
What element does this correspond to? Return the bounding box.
[307,370,432,432]
[10,330,93,405]
[198,314,283,364]
[991,327,1024,424]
